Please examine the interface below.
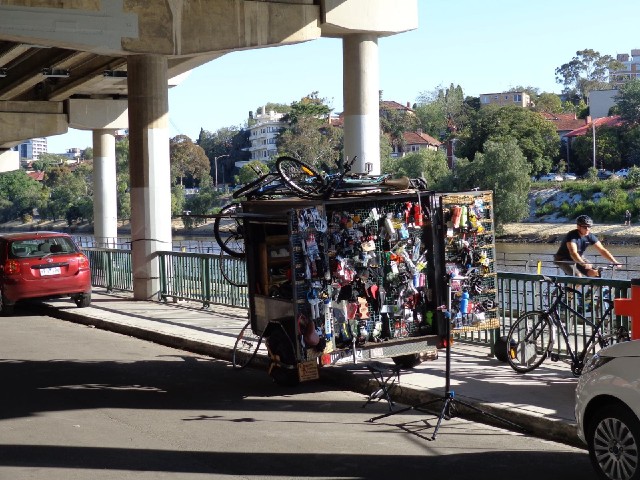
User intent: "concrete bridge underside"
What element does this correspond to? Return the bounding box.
[0,0,418,300]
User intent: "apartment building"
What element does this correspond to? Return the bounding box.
[242,109,285,168]
[611,50,640,86]
[16,137,47,160]
[479,91,531,108]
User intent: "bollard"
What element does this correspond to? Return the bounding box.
[614,278,640,340]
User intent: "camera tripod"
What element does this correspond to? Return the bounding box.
[368,279,526,440]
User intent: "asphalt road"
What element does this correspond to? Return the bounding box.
[0,311,599,480]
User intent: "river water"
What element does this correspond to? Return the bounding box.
[73,234,640,279]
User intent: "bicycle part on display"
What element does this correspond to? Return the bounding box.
[232,319,263,369]
[506,275,630,376]
[213,203,245,258]
[276,155,423,200]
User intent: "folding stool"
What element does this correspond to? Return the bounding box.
[362,361,402,411]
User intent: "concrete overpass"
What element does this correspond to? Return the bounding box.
[0,0,418,300]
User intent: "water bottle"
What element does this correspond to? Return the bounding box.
[460,290,469,316]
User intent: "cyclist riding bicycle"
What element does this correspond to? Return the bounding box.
[553,215,621,277]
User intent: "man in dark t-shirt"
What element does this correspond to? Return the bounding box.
[554,215,621,277]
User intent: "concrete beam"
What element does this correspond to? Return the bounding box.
[320,0,418,37]
[0,1,321,56]
[67,98,129,130]
[0,101,67,148]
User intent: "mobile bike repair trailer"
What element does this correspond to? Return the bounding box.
[240,190,498,385]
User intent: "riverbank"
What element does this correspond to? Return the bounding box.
[3,218,640,246]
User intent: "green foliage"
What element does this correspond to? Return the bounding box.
[171,184,186,217]
[456,105,558,176]
[182,187,221,229]
[554,49,622,103]
[615,79,640,126]
[283,92,332,124]
[0,170,44,221]
[170,134,211,187]
[456,139,531,225]
[236,160,269,185]
[382,150,451,189]
[277,115,343,170]
[533,92,563,114]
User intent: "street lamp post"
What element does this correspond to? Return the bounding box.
[214,154,230,189]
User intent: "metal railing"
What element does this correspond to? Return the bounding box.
[83,247,632,356]
[84,247,248,309]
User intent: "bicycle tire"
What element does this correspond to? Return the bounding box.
[232,320,263,369]
[232,172,280,200]
[275,157,325,198]
[219,239,247,287]
[265,321,299,387]
[506,311,553,373]
[213,203,244,258]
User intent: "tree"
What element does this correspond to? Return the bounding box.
[82,147,93,160]
[415,84,471,141]
[0,170,45,221]
[196,126,249,186]
[533,92,563,114]
[115,137,131,222]
[456,104,559,176]
[615,79,640,126]
[456,139,531,226]
[236,160,269,185]
[555,49,623,104]
[382,149,451,190]
[32,153,64,172]
[170,135,211,187]
[277,116,343,170]
[283,92,332,125]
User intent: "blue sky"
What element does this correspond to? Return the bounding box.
[47,0,640,153]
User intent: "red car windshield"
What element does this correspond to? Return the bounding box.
[9,237,78,259]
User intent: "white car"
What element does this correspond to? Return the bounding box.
[563,172,578,181]
[575,340,640,480]
[537,173,563,182]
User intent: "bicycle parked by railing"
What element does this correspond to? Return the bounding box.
[505,270,630,376]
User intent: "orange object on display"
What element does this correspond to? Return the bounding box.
[614,279,640,340]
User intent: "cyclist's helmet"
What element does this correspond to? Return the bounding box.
[576,215,594,227]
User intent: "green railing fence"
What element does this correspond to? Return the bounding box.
[83,247,632,354]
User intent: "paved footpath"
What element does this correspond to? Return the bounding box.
[32,288,584,449]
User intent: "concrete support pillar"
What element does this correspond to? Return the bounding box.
[92,129,118,248]
[342,34,380,175]
[127,55,172,300]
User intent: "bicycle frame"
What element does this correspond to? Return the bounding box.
[541,282,616,375]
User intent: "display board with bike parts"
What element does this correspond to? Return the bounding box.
[241,193,447,385]
[439,191,499,334]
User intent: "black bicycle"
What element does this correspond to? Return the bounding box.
[232,160,323,201]
[275,156,423,199]
[506,274,630,376]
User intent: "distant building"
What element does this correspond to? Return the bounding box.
[392,130,441,157]
[16,137,47,160]
[240,108,285,169]
[610,50,640,87]
[480,91,531,108]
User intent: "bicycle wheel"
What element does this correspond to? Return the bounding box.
[233,172,280,200]
[233,320,263,369]
[275,157,325,198]
[506,311,553,373]
[213,203,244,258]
[265,321,299,387]
[219,238,247,287]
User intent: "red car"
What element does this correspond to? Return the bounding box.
[0,232,92,315]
